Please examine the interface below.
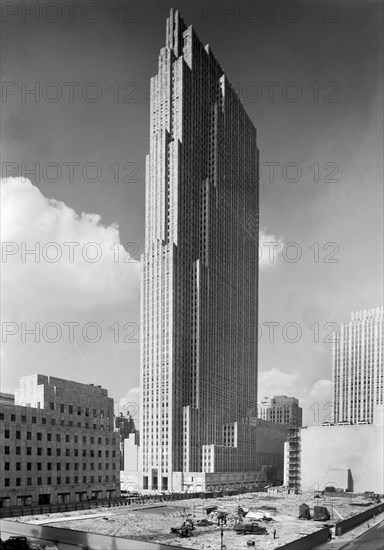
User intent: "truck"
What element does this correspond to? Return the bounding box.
[314,505,331,521]
[299,503,311,520]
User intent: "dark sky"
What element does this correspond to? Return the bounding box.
[1,1,383,423]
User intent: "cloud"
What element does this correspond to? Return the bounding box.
[258,367,298,399]
[259,229,284,269]
[1,177,141,398]
[258,366,334,426]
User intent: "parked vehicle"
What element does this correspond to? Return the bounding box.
[299,503,311,520]
[314,505,331,521]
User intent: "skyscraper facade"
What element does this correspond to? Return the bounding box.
[140,9,259,491]
[333,307,384,424]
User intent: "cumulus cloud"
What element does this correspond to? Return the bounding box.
[258,367,298,399]
[259,229,284,269]
[1,177,141,398]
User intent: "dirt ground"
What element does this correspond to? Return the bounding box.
[12,491,374,549]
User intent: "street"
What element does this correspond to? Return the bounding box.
[341,521,384,550]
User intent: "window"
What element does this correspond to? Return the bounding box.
[26,447,31,455]
[42,417,46,425]
[65,435,70,443]
[37,478,42,486]
[57,477,61,485]
[37,448,42,456]
[57,449,61,456]
[21,415,26,422]
[27,463,32,471]
[66,463,70,471]
[16,446,21,455]
[5,462,10,471]
[57,463,61,471]
[69,405,73,414]
[32,416,36,424]
[11,414,15,421]
[37,432,42,441]
[5,446,10,454]
[56,434,61,442]
[16,478,21,486]
[74,449,78,457]
[47,448,52,456]
[47,477,52,485]
[83,476,87,483]
[47,463,52,470]
[16,430,21,439]
[47,433,52,441]
[27,478,32,486]
[51,419,56,425]
[5,479,10,487]
[60,404,65,413]
[27,432,32,440]
[50,402,55,410]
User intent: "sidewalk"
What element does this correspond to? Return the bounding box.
[316,512,384,549]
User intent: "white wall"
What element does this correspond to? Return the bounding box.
[301,409,384,493]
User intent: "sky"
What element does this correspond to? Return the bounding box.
[1,0,383,425]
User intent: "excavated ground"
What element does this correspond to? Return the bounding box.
[12,491,374,549]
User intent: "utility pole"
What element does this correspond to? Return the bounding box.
[220,520,226,550]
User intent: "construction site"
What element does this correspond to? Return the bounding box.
[7,490,382,549]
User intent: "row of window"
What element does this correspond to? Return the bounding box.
[3,430,115,444]
[5,462,116,471]
[4,446,116,457]
[0,414,113,430]
[4,475,117,487]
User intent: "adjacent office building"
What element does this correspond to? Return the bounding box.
[259,396,302,491]
[140,9,261,491]
[115,412,137,469]
[0,375,120,508]
[259,395,302,427]
[333,307,383,424]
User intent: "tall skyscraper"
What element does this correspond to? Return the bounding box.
[333,307,384,424]
[140,9,259,491]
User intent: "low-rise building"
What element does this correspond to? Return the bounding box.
[0,374,120,508]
